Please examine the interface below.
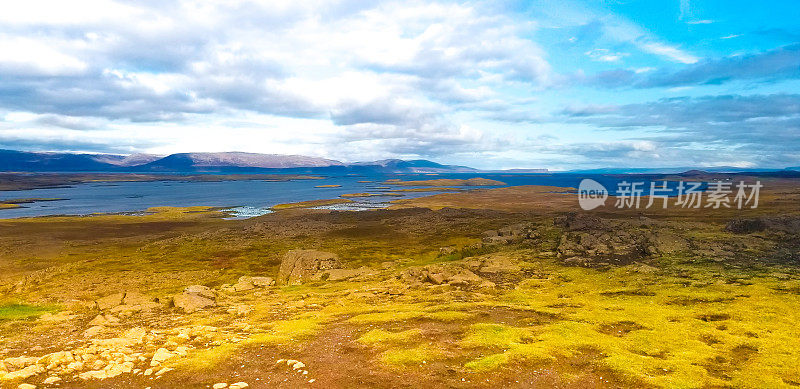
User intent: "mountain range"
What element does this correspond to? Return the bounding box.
[0,150,481,174]
[2,149,797,174]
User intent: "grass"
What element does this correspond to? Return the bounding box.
[380,344,445,367]
[2,180,800,387]
[456,262,800,387]
[0,302,55,321]
[358,329,422,346]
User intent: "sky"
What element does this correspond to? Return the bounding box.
[0,0,798,170]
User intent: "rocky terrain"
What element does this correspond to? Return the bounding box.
[1,177,800,388]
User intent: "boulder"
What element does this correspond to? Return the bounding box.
[554,213,604,231]
[314,268,370,281]
[150,348,174,366]
[38,311,78,322]
[184,285,216,299]
[95,293,125,310]
[2,364,44,381]
[83,326,105,338]
[250,277,274,287]
[448,269,483,287]
[232,277,255,292]
[724,216,800,235]
[122,291,152,305]
[88,314,120,327]
[173,294,215,313]
[278,250,342,285]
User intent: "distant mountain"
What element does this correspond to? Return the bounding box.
[565,166,787,174]
[0,149,124,172]
[0,149,477,174]
[92,153,164,167]
[352,159,477,173]
[139,152,344,171]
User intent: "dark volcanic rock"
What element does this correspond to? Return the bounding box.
[726,216,800,234]
[553,213,605,231]
[555,214,657,268]
[725,218,767,234]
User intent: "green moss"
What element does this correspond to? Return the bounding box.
[0,303,54,321]
[380,344,444,367]
[460,323,533,348]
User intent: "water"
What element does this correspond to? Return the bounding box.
[0,173,704,219]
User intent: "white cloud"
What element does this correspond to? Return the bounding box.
[0,37,88,75]
[639,42,699,64]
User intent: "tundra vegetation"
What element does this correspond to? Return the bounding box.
[0,175,799,388]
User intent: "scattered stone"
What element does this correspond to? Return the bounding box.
[122,291,151,305]
[18,384,36,389]
[292,361,306,370]
[316,267,371,281]
[95,293,125,310]
[232,277,255,292]
[88,314,120,327]
[172,293,215,313]
[227,305,253,316]
[213,384,228,389]
[38,311,78,322]
[83,326,105,338]
[278,250,342,285]
[230,383,249,389]
[150,348,174,366]
[79,369,108,380]
[43,376,61,385]
[439,246,457,255]
[426,272,446,285]
[2,364,44,381]
[154,367,172,376]
[448,269,483,287]
[184,285,216,299]
[250,276,274,287]
[123,327,147,342]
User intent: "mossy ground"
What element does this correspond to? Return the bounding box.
[1,178,799,388]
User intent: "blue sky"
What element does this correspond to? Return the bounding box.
[0,0,798,169]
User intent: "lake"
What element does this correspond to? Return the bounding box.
[0,173,696,218]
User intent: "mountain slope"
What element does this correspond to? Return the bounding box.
[137,152,345,172]
[0,149,123,172]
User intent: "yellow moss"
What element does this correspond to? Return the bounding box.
[460,323,533,349]
[248,318,322,345]
[380,344,444,367]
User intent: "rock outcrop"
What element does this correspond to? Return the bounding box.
[399,255,526,289]
[172,285,216,313]
[480,223,536,245]
[554,213,657,268]
[278,250,342,285]
[726,216,800,234]
[93,292,162,316]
